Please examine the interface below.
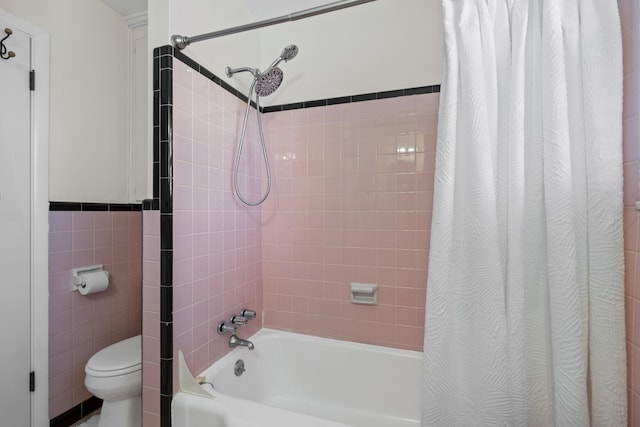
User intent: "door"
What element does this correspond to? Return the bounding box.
[0,18,33,426]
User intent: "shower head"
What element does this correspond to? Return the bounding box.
[227,44,298,97]
[281,44,299,62]
[255,67,284,97]
[255,45,298,97]
[269,44,299,68]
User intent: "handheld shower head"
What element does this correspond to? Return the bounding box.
[229,44,299,206]
[269,44,299,68]
[281,44,299,62]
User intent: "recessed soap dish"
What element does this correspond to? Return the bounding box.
[350,283,378,305]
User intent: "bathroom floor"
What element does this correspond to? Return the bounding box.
[70,410,100,427]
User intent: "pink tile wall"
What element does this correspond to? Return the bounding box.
[261,94,438,351]
[49,210,142,419]
[141,210,160,427]
[171,58,264,383]
[621,0,640,425]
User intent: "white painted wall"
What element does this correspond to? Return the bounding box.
[156,0,442,106]
[148,0,169,52]
[130,24,149,202]
[258,0,443,105]
[0,0,131,202]
[154,0,261,96]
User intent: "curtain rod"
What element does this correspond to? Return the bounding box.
[171,0,378,50]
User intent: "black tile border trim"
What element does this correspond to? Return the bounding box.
[49,202,142,211]
[159,44,440,115]
[151,44,440,427]
[143,198,160,210]
[153,44,175,427]
[262,85,441,113]
[49,396,102,427]
[171,46,258,110]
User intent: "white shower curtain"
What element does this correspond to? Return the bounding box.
[422,1,627,426]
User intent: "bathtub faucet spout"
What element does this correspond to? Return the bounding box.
[229,334,254,350]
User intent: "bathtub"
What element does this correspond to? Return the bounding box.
[172,328,422,427]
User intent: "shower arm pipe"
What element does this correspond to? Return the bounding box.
[171,0,377,50]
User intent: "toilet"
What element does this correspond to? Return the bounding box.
[85,335,142,427]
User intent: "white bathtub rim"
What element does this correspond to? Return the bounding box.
[215,327,423,363]
[172,389,353,427]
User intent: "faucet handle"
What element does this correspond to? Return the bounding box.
[241,309,257,320]
[231,314,247,326]
[217,321,236,335]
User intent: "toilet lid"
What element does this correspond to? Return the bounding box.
[85,335,141,378]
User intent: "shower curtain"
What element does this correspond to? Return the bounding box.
[422,1,627,426]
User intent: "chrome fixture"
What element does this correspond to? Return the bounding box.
[219,312,256,349]
[234,359,246,377]
[229,334,254,350]
[241,308,257,320]
[228,44,299,98]
[171,0,377,50]
[230,314,248,326]
[228,45,299,206]
[217,321,236,335]
[270,45,299,69]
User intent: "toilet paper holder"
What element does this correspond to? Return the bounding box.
[72,264,107,292]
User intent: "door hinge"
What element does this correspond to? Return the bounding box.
[29,371,35,392]
[29,70,35,91]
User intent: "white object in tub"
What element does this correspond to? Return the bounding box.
[172,328,421,427]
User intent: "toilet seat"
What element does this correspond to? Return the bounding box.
[85,335,141,378]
